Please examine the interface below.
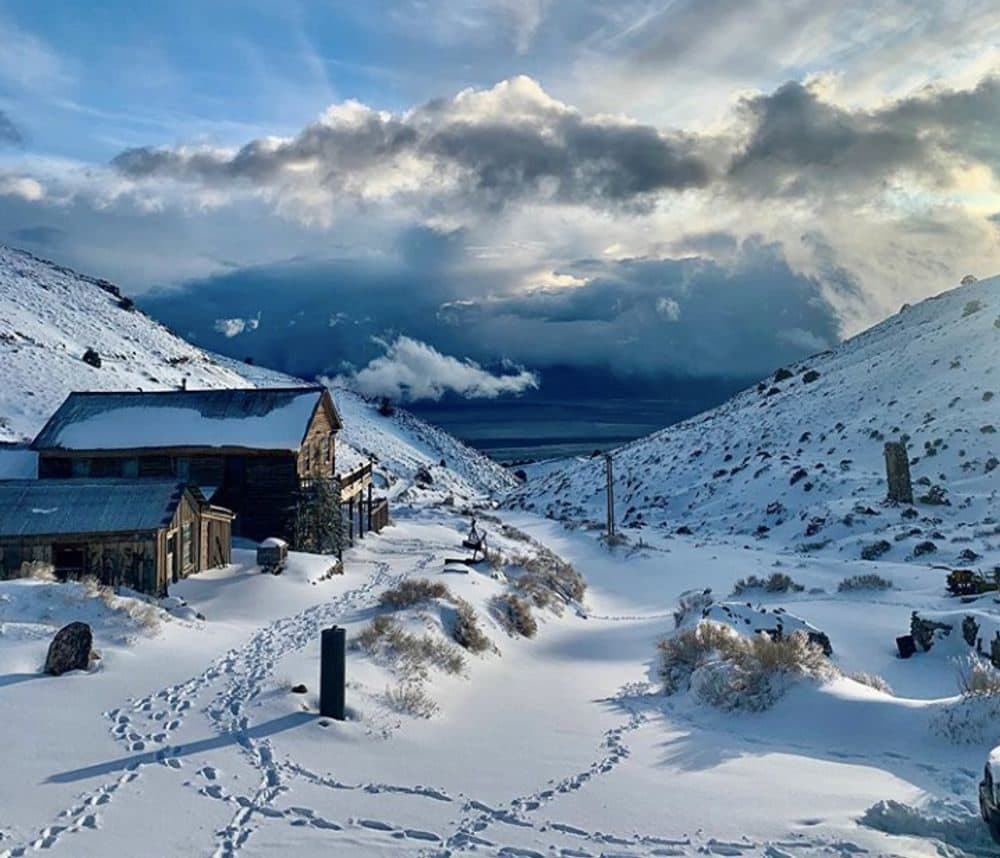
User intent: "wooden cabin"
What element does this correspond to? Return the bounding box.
[31,387,349,542]
[0,479,233,595]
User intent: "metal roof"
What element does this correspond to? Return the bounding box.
[31,386,339,452]
[0,479,192,537]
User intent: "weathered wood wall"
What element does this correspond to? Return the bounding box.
[0,533,158,591]
[297,404,338,481]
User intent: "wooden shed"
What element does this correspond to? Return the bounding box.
[31,386,349,542]
[0,479,233,595]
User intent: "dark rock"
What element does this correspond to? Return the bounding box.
[802,369,821,384]
[291,684,308,694]
[913,540,937,557]
[774,367,794,382]
[44,622,93,676]
[82,348,102,369]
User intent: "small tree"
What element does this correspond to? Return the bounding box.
[292,478,343,556]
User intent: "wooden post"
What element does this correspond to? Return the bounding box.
[605,453,615,538]
[884,441,913,504]
[319,626,346,720]
[348,498,354,544]
[367,483,373,534]
[357,493,364,539]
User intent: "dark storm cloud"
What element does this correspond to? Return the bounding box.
[106,72,1000,215]
[422,116,710,207]
[728,76,1000,197]
[110,78,713,209]
[140,234,840,383]
[0,111,22,146]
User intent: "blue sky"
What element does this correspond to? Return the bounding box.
[2,2,1000,398]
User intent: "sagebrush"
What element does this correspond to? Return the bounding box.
[491,594,538,638]
[355,615,465,678]
[731,573,804,596]
[379,578,450,609]
[451,598,492,652]
[838,573,893,592]
[658,621,835,711]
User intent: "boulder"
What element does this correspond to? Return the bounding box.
[44,622,93,676]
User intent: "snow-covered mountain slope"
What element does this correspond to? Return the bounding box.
[0,245,264,444]
[513,275,1000,565]
[333,388,518,503]
[0,245,514,502]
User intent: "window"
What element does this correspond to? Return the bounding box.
[122,458,138,478]
[71,458,91,477]
[182,522,193,568]
[175,457,190,480]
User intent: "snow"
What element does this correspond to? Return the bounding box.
[2,249,1000,856]
[43,393,321,452]
[512,275,1000,571]
[0,245,296,444]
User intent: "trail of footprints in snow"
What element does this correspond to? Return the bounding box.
[0,555,417,857]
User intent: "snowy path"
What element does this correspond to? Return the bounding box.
[2,513,997,857]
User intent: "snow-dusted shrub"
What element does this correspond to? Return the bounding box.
[838,573,893,592]
[491,594,538,638]
[850,672,894,694]
[932,694,1000,745]
[383,683,438,718]
[507,547,586,612]
[673,588,713,628]
[500,524,533,543]
[379,578,450,609]
[731,572,804,596]
[354,616,465,677]
[861,540,892,560]
[958,656,1000,697]
[451,598,491,653]
[658,622,741,693]
[659,622,836,710]
[963,299,983,317]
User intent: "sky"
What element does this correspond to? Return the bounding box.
[1,1,999,401]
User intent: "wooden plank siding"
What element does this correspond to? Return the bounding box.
[34,390,343,544]
[0,488,232,595]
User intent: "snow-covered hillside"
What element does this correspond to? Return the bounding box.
[333,388,518,503]
[0,247,512,506]
[0,245,264,444]
[514,275,1000,566]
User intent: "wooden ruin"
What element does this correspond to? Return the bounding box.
[0,480,232,595]
[883,441,913,504]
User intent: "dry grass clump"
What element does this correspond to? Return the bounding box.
[838,573,893,592]
[379,578,450,609]
[491,594,538,638]
[658,621,836,711]
[731,572,804,596]
[383,683,439,718]
[451,598,492,653]
[24,561,57,582]
[850,672,894,694]
[354,615,465,678]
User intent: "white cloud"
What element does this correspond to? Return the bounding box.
[0,176,44,201]
[213,314,259,338]
[329,335,539,402]
[656,296,681,321]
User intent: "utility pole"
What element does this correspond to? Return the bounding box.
[605,453,615,538]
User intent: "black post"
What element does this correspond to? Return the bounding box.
[320,626,346,720]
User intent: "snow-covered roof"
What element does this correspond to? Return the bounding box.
[32,387,338,452]
[0,479,196,537]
